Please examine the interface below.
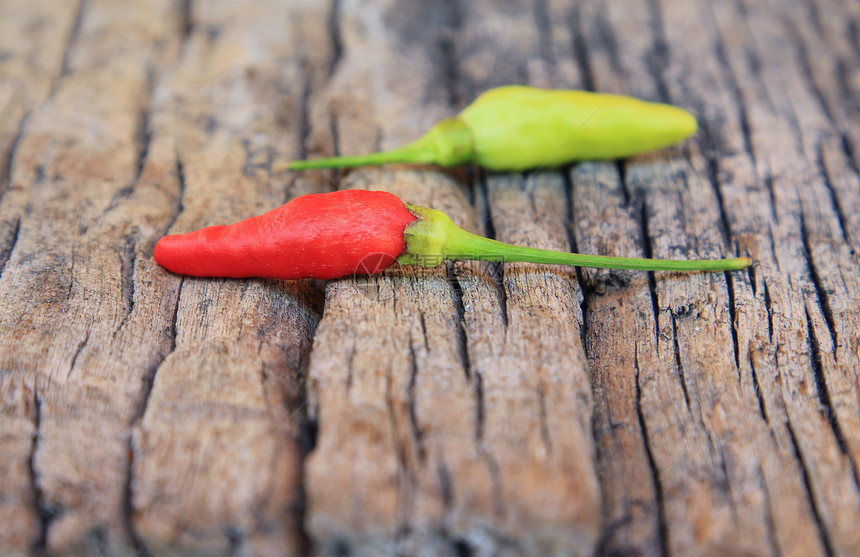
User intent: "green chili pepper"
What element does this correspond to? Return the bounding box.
[282,86,698,171]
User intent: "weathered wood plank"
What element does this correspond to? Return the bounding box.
[0,0,328,554]
[0,0,858,555]
[697,1,860,554]
[571,161,667,557]
[0,2,88,552]
[126,0,332,554]
[0,0,184,553]
[302,2,491,554]
[0,0,82,158]
[303,1,601,554]
[454,0,601,551]
[570,0,860,555]
[786,0,860,252]
[781,0,860,487]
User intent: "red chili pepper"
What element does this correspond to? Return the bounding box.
[154,190,417,280]
[154,190,751,279]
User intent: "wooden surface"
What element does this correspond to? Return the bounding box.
[1,0,859,555]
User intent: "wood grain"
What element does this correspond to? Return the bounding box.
[0,0,858,555]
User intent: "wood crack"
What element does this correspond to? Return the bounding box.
[637,192,661,345]
[594,4,623,77]
[107,80,154,212]
[732,0,777,112]
[475,173,508,329]
[712,24,757,165]
[619,168,661,345]
[384,361,415,540]
[758,464,782,557]
[576,266,589,358]
[717,446,739,529]
[295,364,317,557]
[477,170,496,240]
[671,316,692,414]
[225,527,244,557]
[67,250,76,301]
[329,111,340,159]
[536,382,553,457]
[121,277,184,556]
[619,165,662,347]
[163,152,187,235]
[0,112,28,202]
[406,337,426,462]
[763,281,775,344]
[748,354,770,423]
[633,344,670,556]
[294,73,314,165]
[804,0,825,37]
[645,0,672,102]
[68,330,90,377]
[343,345,356,395]
[294,413,315,555]
[724,271,742,375]
[327,0,343,78]
[473,370,485,442]
[130,277,183,426]
[616,161,630,206]
[835,56,857,119]
[447,262,472,377]
[53,0,88,95]
[764,172,779,226]
[748,256,758,296]
[816,142,853,248]
[0,217,21,281]
[849,18,860,58]
[840,134,860,188]
[418,312,429,350]
[785,417,836,557]
[799,208,838,347]
[180,0,193,43]
[440,0,462,108]
[562,170,589,357]
[781,15,835,124]
[471,369,503,518]
[570,5,596,91]
[491,266,508,331]
[257,304,318,555]
[804,308,860,489]
[28,387,58,557]
[704,145,735,248]
[113,234,137,340]
[134,68,155,186]
[436,458,454,525]
[123,434,153,557]
[532,0,554,77]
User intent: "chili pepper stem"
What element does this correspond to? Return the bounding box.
[399,204,752,272]
[278,117,475,171]
[282,143,434,170]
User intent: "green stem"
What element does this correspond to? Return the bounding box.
[446,230,750,271]
[399,204,751,272]
[279,117,475,171]
[279,143,435,171]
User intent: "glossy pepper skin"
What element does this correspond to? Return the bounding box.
[154,190,751,280]
[285,86,698,171]
[154,190,417,280]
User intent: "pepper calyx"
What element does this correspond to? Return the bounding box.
[421,116,475,167]
[397,204,453,267]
